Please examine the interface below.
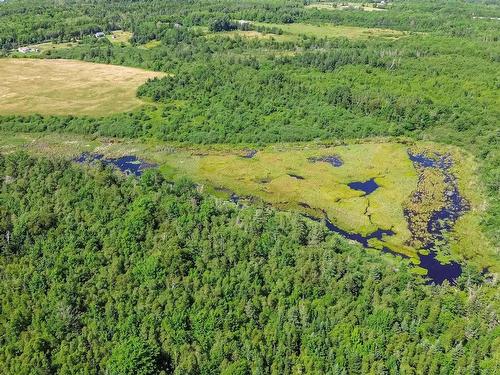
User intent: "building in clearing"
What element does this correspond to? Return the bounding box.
[238,20,251,26]
[17,47,39,53]
[237,20,252,30]
[95,32,105,38]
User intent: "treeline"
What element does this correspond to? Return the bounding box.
[2,0,498,51]
[0,111,152,139]
[298,1,500,37]
[33,29,294,71]
[0,153,497,374]
[135,53,496,140]
[1,50,492,144]
[136,61,395,143]
[0,0,300,50]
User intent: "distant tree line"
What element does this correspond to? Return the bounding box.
[1,0,498,51]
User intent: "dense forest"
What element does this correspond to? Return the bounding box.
[0,153,497,374]
[1,0,499,50]
[0,0,499,373]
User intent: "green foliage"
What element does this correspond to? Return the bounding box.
[0,0,499,372]
[107,337,159,375]
[209,16,237,32]
[0,1,497,243]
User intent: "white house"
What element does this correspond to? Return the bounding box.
[17,47,39,53]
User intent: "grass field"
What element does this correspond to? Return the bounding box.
[107,30,132,45]
[0,58,164,116]
[253,22,405,40]
[0,131,494,271]
[208,30,296,42]
[305,2,387,12]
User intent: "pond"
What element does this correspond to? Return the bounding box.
[418,250,462,285]
[310,212,462,285]
[74,153,156,176]
[305,213,394,248]
[348,178,379,195]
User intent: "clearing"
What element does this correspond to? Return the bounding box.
[207,30,296,42]
[14,41,77,54]
[253,22,405,40]
[107,30,133,45]
[306,2,387,12]
[0,58,164,116]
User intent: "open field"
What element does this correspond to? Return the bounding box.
[12,30,132,54]
[253,22,405,40]
[306,2,387,12]
[107,30,132,45]
[0,131,494,271]
[208,30,297,42]
[0,58,164,116]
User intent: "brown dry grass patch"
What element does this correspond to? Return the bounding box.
[0,58,164,116]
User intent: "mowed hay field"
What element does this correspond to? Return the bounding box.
[0,58,164,116]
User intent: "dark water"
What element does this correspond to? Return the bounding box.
[405,151,470,284]
[324,213,462,285]
[74,153,104,163]
[419,251,462,285]
[348,178,379,195]
[427,174,469,236]
[305,214,394,248]
[306,212,459,284]
[288,173,305,180]
[408,152,452,169]
[308,155,343,167]
[325,218,394,248]
[75,153,156,176]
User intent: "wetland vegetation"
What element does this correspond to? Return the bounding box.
[0,0,498,373]
[0,133,495,276]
